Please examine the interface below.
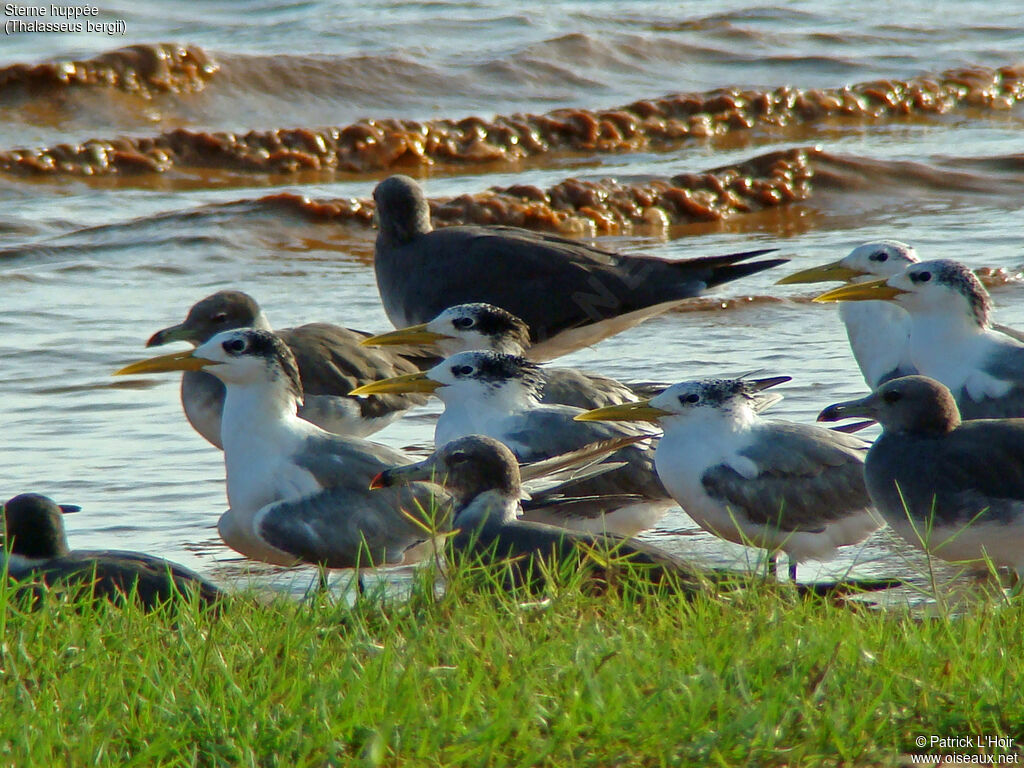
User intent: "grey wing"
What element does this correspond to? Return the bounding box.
[291,432,410,489]
[958,341,1024,419]
[540,367,640,409]
[702,424,871,531]
[258,482,447,569]
[281,323,430,418]
[502,409,665,500]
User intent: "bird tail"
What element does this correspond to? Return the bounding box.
[680,248,789,290]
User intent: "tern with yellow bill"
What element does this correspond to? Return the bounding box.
[143,290,433,449]
[814,259,1024,419]
[351,350,672,536]
[361,302,660,409]
[778,240,919,388]
[117,328,448,570]
[576,377,880,580]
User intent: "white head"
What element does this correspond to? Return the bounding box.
[426,351,545,408]
[840,240,919,281]
[576,376,790,432]
[117,328,304,406]
[425,304,532,356]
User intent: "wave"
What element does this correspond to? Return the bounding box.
[0,63,1020,181]
[3,147,1023,261]
[0,43,217,98]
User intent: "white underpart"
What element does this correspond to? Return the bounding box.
[905,309,1014,402]
[217,374,323,566]
[521,500,672,538]
[652,400,876,563]
[840,301,913,389]
[433,378,539,450]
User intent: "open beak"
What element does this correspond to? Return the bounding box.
[360,324,454,348]
[350,371,442,396]
[813,279,907,303]
[817,392,878,423]
[369,459,437,490]
[574,399,671,424]
[58,504,81,514]
[776,260,864,285]
[146,322,201,348]
[114,349,215,376]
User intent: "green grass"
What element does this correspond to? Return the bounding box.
[2,560,1022,767]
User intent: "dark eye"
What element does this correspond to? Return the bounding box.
[452,317,474,329]
[452,365,474,376]
[913,271,931,283]
[870,251,888,262]
[680,393,700,405]
[223,338,246,354]
[212,312,229,324]
[883,389,902,404]
[449,451,469,465]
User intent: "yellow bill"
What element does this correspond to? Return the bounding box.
[812,278,907,303]
[574,399,671,423]
[776,260,864,285]
[115,349,213,376]
[350,371,442,396]
[360,323,453,347]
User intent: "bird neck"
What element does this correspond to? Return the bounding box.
[220,379,308,449]
[453,490,521,530]
[251,311,273,332]
[377,206,432,249]
[437,384,538,439]
[907,308,989,374]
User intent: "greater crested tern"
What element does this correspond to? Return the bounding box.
[361,302,662,409]
[144,290,433,448]
[576,377,881,580]
[819,375,1024,575]
[3,494,222,609]
[117,329,448,569]
[779,240,920,388]
[815,259,1024,419]
[370,435,704,593]
[373,175,787,360]
[350,351,672,536]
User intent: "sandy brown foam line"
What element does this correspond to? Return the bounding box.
[0,43,218,99]
[0,63,1022,177]
[247,147,813,237]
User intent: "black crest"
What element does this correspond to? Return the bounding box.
[930,261,991,328]
[242,330,304,402]
[465,304,532,349]
[467,352,545,398]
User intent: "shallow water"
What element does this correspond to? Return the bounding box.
[1,2,1023,598]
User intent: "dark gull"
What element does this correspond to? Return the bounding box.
[3,494,222,609]
[373,174,787,360]
[818,375,1024,575]
[143,291,432,448]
